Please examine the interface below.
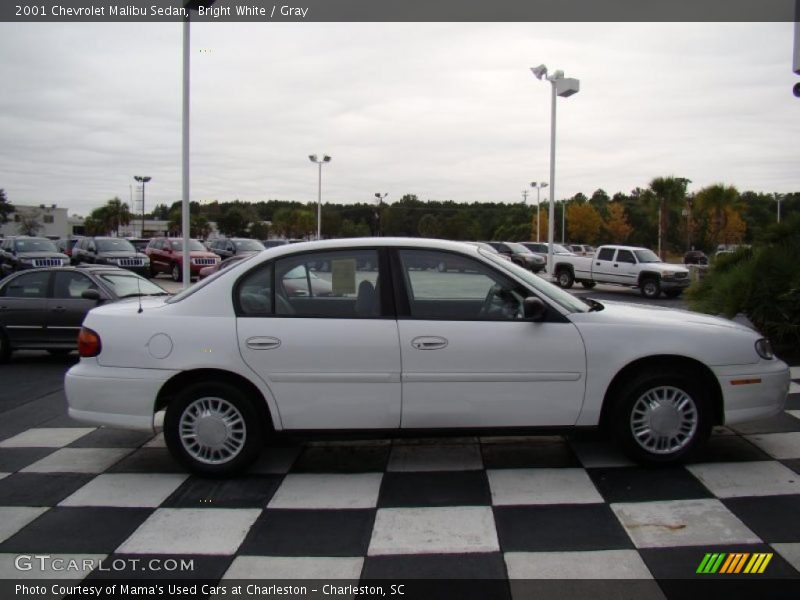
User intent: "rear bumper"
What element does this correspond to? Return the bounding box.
[713,360,791,425]
[65,359,179,432]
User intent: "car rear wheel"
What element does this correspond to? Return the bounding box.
[171,263,182,282]
[556,269,574,289]
[609,368,711,464]
[164,381,264,477]
[640,278,661,299]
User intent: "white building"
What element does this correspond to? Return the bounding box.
[0,204,79,239]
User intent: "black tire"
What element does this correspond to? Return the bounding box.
[171,263,182,282]
[609,368,711,465]
[164,381,265,477]
[640,277,661,299]
[0,330,11,363]
[664,290,683,298]
[556,268,574,289]
[581,281,596,289]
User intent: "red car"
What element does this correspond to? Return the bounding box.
[145,237,219,282]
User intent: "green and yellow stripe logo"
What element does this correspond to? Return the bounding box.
[696,552,772,574]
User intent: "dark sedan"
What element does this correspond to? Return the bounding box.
[0,266,169,361]
[485,242,546,273]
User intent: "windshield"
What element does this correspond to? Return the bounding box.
[15,238,58,253]
[96,238,136,253]
[99,273,168,297]
[480,250,590,313]
[505,242,531,254]
[234,239,265,251]
[169,239,206,252]
[552,244,572,254]
[634,249,661,263]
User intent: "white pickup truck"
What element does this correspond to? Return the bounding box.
[552,245,691,299]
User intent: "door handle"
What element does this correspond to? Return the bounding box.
[411,336,448,350]
[52,306,67,313]
[613,264,618,268]
[596,262,601,266]
[246,336,281,350]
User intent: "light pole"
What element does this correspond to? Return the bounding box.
[374,193,388,236]
[133,176,151,238]
[309,154,331,240]
[530,182,548,242]
[774,193,783,223]
[531,64,579,276]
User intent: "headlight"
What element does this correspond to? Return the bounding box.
[19,257,34,264]
[755,338,774,360]
[662,270,676,278]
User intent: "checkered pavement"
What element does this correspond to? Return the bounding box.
[0,369,799,597]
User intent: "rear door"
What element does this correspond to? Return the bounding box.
[0,271,51,347]
[46,271,105,346]
[591,247,618,282]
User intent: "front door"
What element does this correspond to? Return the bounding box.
[394,249,586,428]
[0,270,51,347]
[235,248,402,430]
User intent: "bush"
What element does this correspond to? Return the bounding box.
[687,214,800,347]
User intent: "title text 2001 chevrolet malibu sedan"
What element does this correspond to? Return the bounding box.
[65,238,790,476]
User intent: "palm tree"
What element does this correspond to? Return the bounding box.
[103,197,132,236]
[648,176,690,259]
[695,184,740,247]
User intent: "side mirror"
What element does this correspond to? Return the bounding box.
[81,289,102,301]
[523,296,547,321]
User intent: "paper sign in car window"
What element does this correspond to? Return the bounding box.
[331,259,357,295]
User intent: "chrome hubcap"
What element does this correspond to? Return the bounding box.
[630,386,697,454]
[179,397,246,464]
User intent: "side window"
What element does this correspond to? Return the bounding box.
[237,263,273,316]
[597,248,615,261]
[53,271,96,299]
[616,249,636,264]
[275,249,380,318]
[399,249,524,320]
[2,271,50,298]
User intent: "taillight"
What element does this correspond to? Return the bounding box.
[78,327,102,357]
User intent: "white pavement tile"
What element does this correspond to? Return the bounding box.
[248,446,303,474]
[21,448,131,474]
[0,507,49,543]
[744,433,800,460]
[268,473,382,509]
[568,441,635,468]
[224,556,363,579]
[505,550,653,579]
[791,382,800,394]
[0,553,106,580]
[0,428,96,448]
[771,543,800,573]
[787,410,800,421]
[790,366,800,380]
[611,499,760,548]
[143,433,166,448]
[116,508,261,555]
[59,473,189,508]
[686,461,800,498]
[387,444,483,472]
[488,468,604,506]
[368,506,499,555]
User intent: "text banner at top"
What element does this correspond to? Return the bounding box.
[1,0,798,22]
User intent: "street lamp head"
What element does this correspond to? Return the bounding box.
[531,64,548,80]
[308,154,318,162]
[323,155,331,163]
[541,182,548,188]
[530,182,537,188]
[555,77,580,98]
[551,70,565,80]
[133,175,151,183]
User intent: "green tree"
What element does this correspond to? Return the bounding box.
[604,202,633,244]
[151,203,171,220]
[417,214,442,238]
[566,202,603,244]
[103,197,132,235]
[249,222,271,240]
[695,184,740,248]
[217,207,252,236]
[0,189,13,225]
[648,176,690,259]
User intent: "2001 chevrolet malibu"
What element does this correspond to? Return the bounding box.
[65,238,790,475]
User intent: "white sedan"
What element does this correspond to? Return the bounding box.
[65,238,790,475]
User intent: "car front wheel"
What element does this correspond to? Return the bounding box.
[556,269,574,289]
[164,381,265,476]
[171,263,182,282]
[640,278,661,299]
[610,369,711,464]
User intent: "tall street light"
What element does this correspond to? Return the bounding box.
[133,176,151,238]
[530,181,548,242]
[531,64,579,276]
[374,193,388,236]
[309,154,331,240]
[774,193,783,223]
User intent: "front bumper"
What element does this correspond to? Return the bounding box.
[660,278,691,291]
[65,359,179,431]
[713,359,791,425]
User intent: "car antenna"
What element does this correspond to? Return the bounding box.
[136,274,143,313]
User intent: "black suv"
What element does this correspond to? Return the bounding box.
[209,238,266,260]
[71,237,150,277]
[1,237,68,277]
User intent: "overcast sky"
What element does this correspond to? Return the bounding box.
[0,21,797,217]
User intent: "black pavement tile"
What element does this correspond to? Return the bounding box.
[640,544,799,580]
[68,428,154,448]
[786,394,800,411]
[0,448,56,472]
[0,473,94,506]
[687,435,773,463]
[588,467,713,503]
[481,440,580,469]
[239,509,375,556]
[722,495,800,543]
[494,504,633,552]
[730,413,800,435]
[87,554,232,580]
[107,448,185,473]
[0,506,152,553]
[162,475,283,509]
[363,552,507,579]
[292,445,390,473]
[377,471,491,508]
